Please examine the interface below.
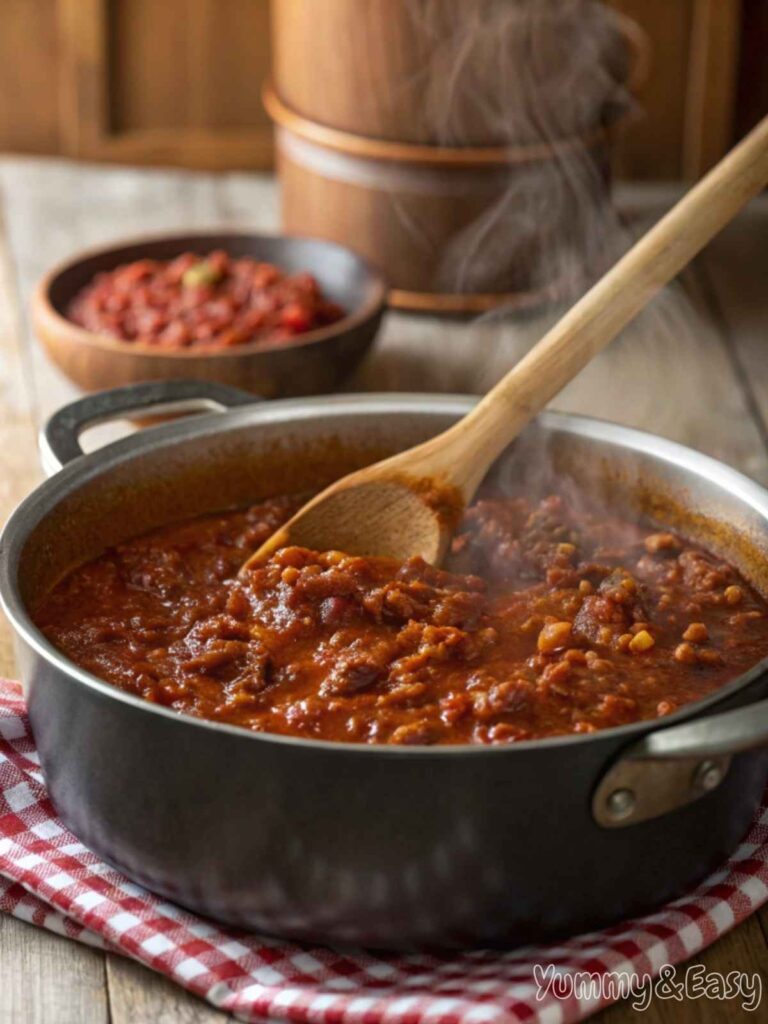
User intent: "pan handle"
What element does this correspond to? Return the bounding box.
[40,379,256,475]
[593,689,768,828]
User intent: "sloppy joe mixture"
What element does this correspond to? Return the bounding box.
[66,251,344,350]
[34,491,768,745]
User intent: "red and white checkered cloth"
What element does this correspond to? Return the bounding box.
[2,677,767,1024]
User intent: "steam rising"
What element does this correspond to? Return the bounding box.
[406,0,632,146]
[402,0,636,294]
[355,1,751,476]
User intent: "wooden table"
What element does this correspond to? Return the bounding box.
[0,156,767,1022]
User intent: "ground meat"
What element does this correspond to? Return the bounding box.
[33,490,768,745]
[319,638,395,697]
[572,570,647,646]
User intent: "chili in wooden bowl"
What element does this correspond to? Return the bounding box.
[32,233,386,399]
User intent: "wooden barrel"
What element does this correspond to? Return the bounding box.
[271,0,646,147]
[265,87,618,311]
[267,0,647,310]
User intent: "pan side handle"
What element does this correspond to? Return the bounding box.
[40,380,256,476]
[593,686,768,827]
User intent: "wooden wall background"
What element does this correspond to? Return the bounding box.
[0,0,764,179]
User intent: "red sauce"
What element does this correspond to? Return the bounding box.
[66,251,344,350]
[33,492,768,745]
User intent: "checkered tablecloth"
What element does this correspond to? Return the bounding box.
[2,678,767,1023]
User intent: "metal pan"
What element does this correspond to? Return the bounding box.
[2,379,768,950]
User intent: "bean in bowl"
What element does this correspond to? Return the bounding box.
[66,250,345,350]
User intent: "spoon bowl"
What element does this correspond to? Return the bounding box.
[251,465,464,566]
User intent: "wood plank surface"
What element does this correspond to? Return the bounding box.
[107,955,227,1024]
[1,157,768,1022]
[0,915,109,1024]
[0,161,111,1024]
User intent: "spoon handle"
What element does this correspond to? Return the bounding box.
[438,114,768,494]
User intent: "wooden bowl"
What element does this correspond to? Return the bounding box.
[33,233,387,398]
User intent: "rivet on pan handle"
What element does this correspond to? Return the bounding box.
[593,695,768,827]
[40,379,256,475]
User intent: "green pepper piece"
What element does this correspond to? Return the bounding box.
[182,260,223,288]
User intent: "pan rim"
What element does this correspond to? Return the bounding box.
[4,393,768,757]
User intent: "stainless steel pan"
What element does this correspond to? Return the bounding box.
[2,379,768,950]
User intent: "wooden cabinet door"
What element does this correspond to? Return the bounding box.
[608,0,742,179]
[0,0,754,177]
[57,0,273,169]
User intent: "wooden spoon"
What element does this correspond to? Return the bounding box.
[243,115,768,571]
